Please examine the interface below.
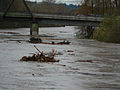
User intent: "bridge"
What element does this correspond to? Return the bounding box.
[0,12,104,37]
[0,0,104,40]
[0,12,103,26]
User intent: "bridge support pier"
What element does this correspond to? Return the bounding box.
[30,23,42,43]
[30,23,39,36]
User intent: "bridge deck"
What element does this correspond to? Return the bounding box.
[0,12,104,21]
[0,12,104,27]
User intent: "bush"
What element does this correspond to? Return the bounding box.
[93,16,120,43]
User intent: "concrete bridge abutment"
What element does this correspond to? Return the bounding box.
[30,23,42,43]
[30,23,39,36]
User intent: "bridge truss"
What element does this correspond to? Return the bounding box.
[3,0,33,19]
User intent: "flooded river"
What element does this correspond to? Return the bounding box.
[0,26,120,90]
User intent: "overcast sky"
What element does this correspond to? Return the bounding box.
[29,0,82,5]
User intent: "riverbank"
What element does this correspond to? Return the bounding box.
[92,16,120,43]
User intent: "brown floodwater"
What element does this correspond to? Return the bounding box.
[0,26,120,90]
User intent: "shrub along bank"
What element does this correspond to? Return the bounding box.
[93,16,120,43]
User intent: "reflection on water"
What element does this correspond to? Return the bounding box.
[0,26,120,90]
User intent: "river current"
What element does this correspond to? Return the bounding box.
[0,26,120,90]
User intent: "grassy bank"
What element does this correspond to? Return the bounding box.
[93,16,120,43]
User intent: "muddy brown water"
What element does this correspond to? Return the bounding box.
[0,26,120,90]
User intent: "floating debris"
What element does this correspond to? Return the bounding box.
[54,64,66,67]
[29,39,71,45]
[75,60,93,63]
[20,45,59,62]
[67,50,74,52]
[0,32,20,35]
[29,37,42,43]
[57,40,71,45]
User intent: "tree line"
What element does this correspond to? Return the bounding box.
[0,0,119,15]
[0,0,79,15]
[88,0,120,43]
[77,0,120,15]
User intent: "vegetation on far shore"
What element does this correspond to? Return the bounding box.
[77,0,120,43]
[93,15,120,43]
[92,7,120,43]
